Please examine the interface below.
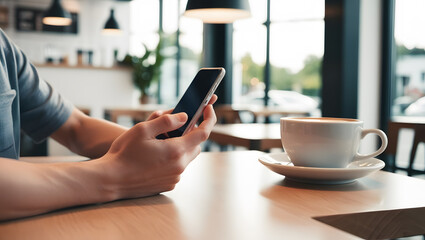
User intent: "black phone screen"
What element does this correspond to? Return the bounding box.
[167,68,223,138]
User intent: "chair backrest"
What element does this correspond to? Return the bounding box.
[385,120,425,174]
[385,121,400,156]
[385,120,425,157]
[215,105,242,124]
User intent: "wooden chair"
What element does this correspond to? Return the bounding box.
[204,105,242,151]
[214,105,242,124]
[386,121,425,176]
[407,126,425,176]
[385,121,399,171]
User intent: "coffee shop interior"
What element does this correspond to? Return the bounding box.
[3,0,423,178]
[2,0,425,239]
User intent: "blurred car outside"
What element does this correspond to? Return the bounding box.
[405,96,425,116]
[236,90,320,122]
[239,90,319,110]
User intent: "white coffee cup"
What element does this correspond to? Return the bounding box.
[280,117,388,168]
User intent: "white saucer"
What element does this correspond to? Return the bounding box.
[258,152,385,184]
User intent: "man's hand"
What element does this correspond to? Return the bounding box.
[98,101,217,200]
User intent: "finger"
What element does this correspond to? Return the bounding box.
[184,102,216,131]
[209,94,218,105]
[147,109,174,121]
[199,104,217,133]
[146,110,164,121]
[180,104,216,147]
[141,112,188,138]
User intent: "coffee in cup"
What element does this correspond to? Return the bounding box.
[280,117,388,168]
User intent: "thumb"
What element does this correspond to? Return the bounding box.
[145,112,188,138]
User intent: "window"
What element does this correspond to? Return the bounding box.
[129,0,202,105]
[130,0,325,112]
[391,0,425,117]
[233,0,324,117]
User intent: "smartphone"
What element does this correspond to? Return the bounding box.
[159,67,225,139]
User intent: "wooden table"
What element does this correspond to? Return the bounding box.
[104,104,168,123]
[1,151,425,239]
[209,123,282,150]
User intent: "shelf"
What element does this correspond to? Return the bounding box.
[35,63,132,71]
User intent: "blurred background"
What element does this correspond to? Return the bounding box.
[0,0,424,172]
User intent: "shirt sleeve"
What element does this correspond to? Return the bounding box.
[5,32,74,143]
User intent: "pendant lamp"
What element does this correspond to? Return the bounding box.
[184,0,251,23]
[43,0,72,26]
[103,9,121,35]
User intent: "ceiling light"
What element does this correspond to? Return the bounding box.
[184,0,251,23]
[43,0,72,26]
[103,9,121,35]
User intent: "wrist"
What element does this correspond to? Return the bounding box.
[83,156,120,203]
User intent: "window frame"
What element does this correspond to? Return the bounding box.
[379,0,396,132]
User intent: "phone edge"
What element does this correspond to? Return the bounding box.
[181,67,225,136]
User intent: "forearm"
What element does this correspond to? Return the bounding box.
[0,107,217,221]
[70,116,127,158]
[0,157,114,221]
[52,109,128,158]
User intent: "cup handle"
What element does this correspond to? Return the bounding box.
[354,129,388,161]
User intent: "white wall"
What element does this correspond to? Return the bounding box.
[36,66,136,156]
[0,0,136,156]
[2,0,131,66]
[1,0,135,115]
[358,0,383,153]
[37,66,136,119]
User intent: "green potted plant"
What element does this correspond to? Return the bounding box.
[120,39,164,104]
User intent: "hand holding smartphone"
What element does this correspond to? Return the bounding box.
[158,67,225,139]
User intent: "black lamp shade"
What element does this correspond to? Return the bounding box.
[186,0,250,11]
[185,0,251,23]
[43,0,72,26]
[103,9,121,34]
